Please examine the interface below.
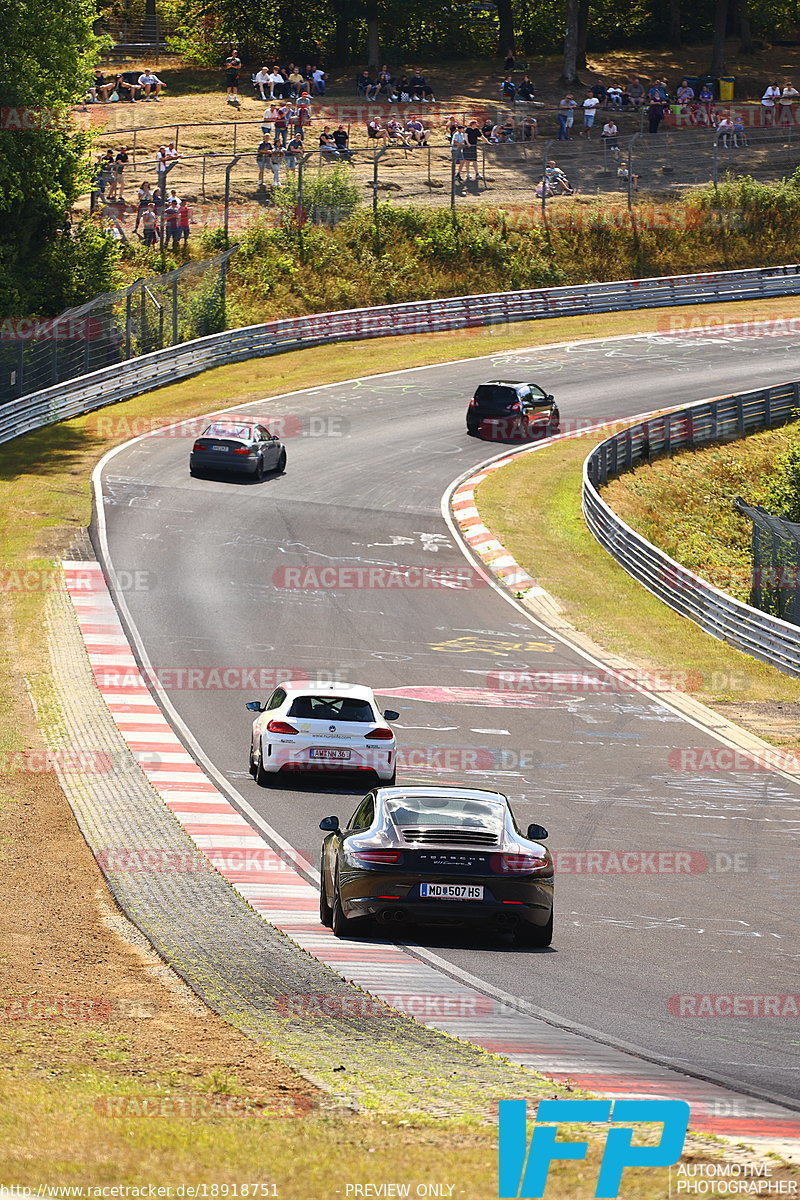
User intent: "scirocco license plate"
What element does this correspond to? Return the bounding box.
[309,748,351,760]
[420,883,484,900]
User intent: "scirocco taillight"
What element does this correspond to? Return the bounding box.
[365,727,393,740]
[266,719,299,734]
[490,853,548,875]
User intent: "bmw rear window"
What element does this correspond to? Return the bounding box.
[287,695,377,722]
[473,385,520,410]
[203,423,253,440]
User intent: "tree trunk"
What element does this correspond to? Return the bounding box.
[497,0,515,59]
[365,0,380,71]
[577,0,590,69]
[562,0,580,86]
[668,0,681,48]
[709,0,728,76]
[333,0,351,64]
[738,0,754,53]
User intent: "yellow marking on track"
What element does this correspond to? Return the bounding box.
[429,636,555,654]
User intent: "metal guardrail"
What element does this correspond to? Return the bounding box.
[5,261,800,428]
[583,381,800,677]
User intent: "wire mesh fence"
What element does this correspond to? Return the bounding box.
[735,498,800,627]
[89,107,800,244]
[0,248,236,406]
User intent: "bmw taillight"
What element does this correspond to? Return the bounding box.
[192,442,203,452]
[490,853,548,874]
[266,720,299,734]
[365,727,394,740]
[350,850,403,865]
[232,446,252,455]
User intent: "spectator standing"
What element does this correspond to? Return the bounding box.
[140,204,157,246]
[558,93,577,139]
[761,81,780,124]
[177,200,190,251]
[582,91,600,137]
[256,137,273,186]
[647,98,666,133]
[269,142,283,188]
[779,81,799,122]
[273,105,289,146]
[110,147,129,200]
[450,124,466,181]
[225,49,241,104]
[285,133,304,170]
[164,199,179,246]
[134,181,153,231]
[463,119,486,181]
[296,91,312,130]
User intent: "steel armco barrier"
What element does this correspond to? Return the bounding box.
[583,381,800,677]
[4,261,800,443]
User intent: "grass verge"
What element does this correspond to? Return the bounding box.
[476,431,800,745]
[2,301,798,1188]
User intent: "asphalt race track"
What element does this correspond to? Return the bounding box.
[97,327,800,1107]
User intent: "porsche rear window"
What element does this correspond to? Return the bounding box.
[387,796,504,828]
[287,695,377,722]
[203,423,253,440]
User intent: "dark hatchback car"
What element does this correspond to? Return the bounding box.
[466,380,560,440]
[319,785,553,946]
[189,420,286,479]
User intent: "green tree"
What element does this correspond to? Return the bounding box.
[0,0,119,317]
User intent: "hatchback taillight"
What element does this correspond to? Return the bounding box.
[266,720,299,734]
[490,853,548,874]
[365,727,394,740]
[468,399,478,408]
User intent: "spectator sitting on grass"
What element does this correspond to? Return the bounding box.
[287,66,304,97]
[591,78,607,106]
[376,66,393,97]
[405,116,428,145]
[111,73,140,102]
[90,71,114,103]
[408,70,435,101]
[311,66,327,95]
[500,75,516,103]
[393,75,411,102]
[521,114,538,139]
[606,84,622,109]
[358,69,378,99]
[138,68,165,100]
[519,75,536,101]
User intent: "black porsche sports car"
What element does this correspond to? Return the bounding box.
[189,420,286,479]
[466,379,560,440]
[319,784,553,946]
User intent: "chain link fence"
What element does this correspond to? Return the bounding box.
[0,248,236,406]
[735,498,800,626]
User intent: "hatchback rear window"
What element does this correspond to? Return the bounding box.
[287,695,377,722]
[473,385,519,410]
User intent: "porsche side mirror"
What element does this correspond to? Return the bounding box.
[245,700,263,712]
[319,815,340,832]
[527,823,549,841]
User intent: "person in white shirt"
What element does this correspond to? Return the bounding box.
[716,115,733,146]
[582,92,600,137]
[268,68,285,99]
[311,67,327,95]
[778,81,799,123]
[138,70,165,100]
[761,82,780,124]
[606,84,623,110]
[601,120,619,149]
[253,67,271,101]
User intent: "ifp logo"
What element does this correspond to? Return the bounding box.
[498,1098,690,1197]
